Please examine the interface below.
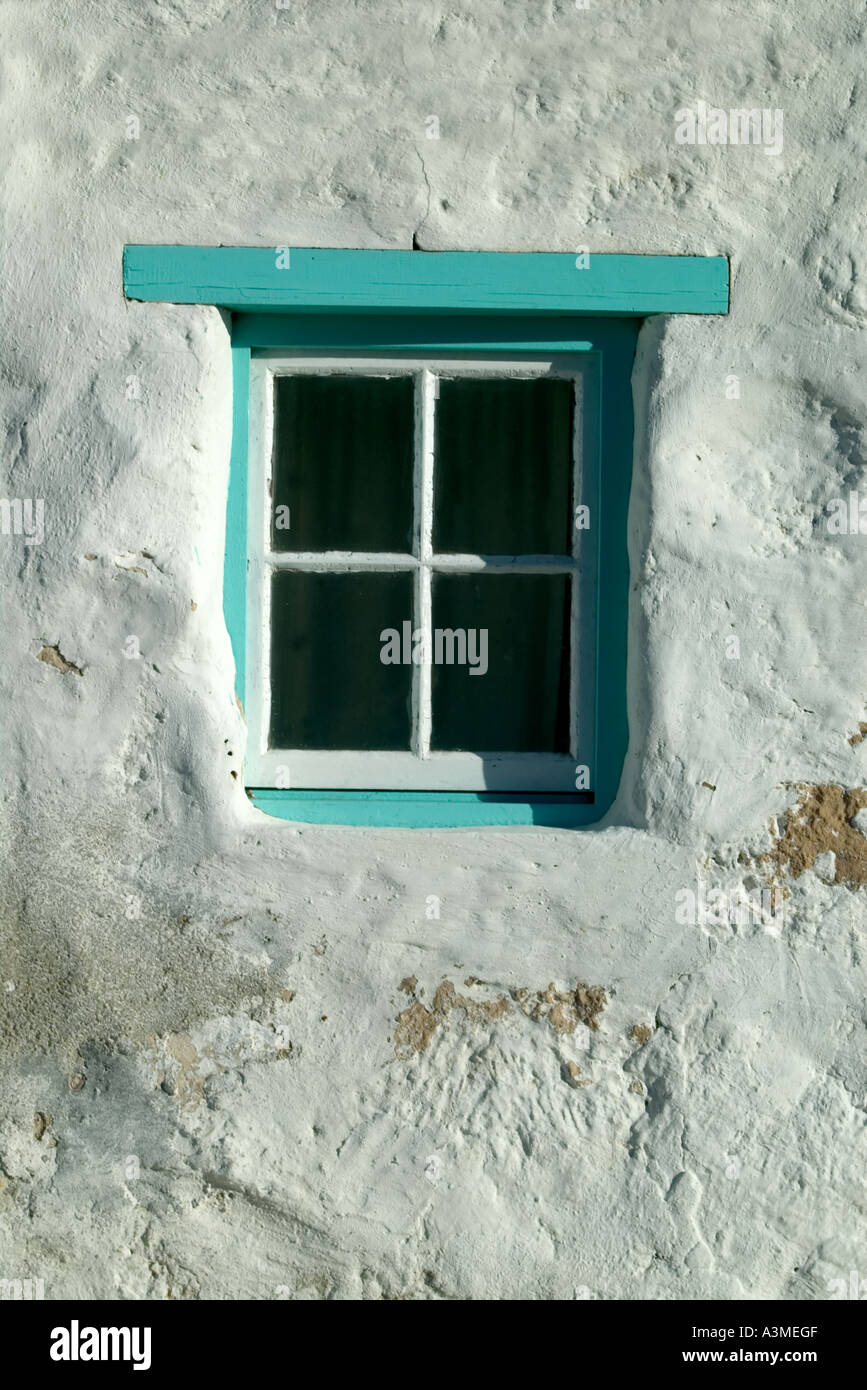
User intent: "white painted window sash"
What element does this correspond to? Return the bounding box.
[245,352,592,792]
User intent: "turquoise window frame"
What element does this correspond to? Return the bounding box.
[123,247,728,828]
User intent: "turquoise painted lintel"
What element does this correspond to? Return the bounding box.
[124,246,729,316]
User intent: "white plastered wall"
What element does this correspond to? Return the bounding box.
[0,0,865,1300]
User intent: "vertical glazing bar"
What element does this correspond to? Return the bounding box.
[410,373,423,754]
[416,369,436,758]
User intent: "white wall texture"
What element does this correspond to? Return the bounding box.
[1,0,866,1300]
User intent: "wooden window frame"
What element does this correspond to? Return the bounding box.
[122,247,729,826]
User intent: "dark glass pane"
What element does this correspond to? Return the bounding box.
[271,375,415,552]
[433,377,573,554]
[430,573,571,753]
[270,571,413,749]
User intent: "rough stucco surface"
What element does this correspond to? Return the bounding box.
[1,0,865,1300]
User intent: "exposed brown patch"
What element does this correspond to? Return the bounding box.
[394,1001,440,1059]
[398,976,417,994]
[33,1112,50,1140]
[164,1032,205,1106]
[766,784,867,886]
[37,644,82,676]
[431,979,511,1025]
[394,975,606,1057]
[631,1023,653,1044]
[514,981,608,1035]
[67,1072,86,1091]
[393,978,511,1058]
[563,1060,590,1088]
[849,722,867,746]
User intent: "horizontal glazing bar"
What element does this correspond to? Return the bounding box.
[265,552,578,571]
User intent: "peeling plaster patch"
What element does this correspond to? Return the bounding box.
[393,1001,440,1059]
[113,551,161,577]
[563,1059,590,1088]
[432,978,511,1025]
[163,1032,204,1108]
[36,644,82,676]
[113,551,150,576]
[766,784,867,887]
[393,976,606,1058]
[631,1023,653,1044]
[848,722,867,746]
[150,1008,296,1107]
[393,978,511,1058]
[514,981,608,1034]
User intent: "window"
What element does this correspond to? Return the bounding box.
[245,353,599,796]
[122,245,728,824]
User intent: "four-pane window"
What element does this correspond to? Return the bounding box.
[245,354,596,792]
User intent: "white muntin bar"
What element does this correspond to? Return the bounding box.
[414,368,436,759]
[426,553,576,573]
[265,551,576,572]
[266,551,418,570]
